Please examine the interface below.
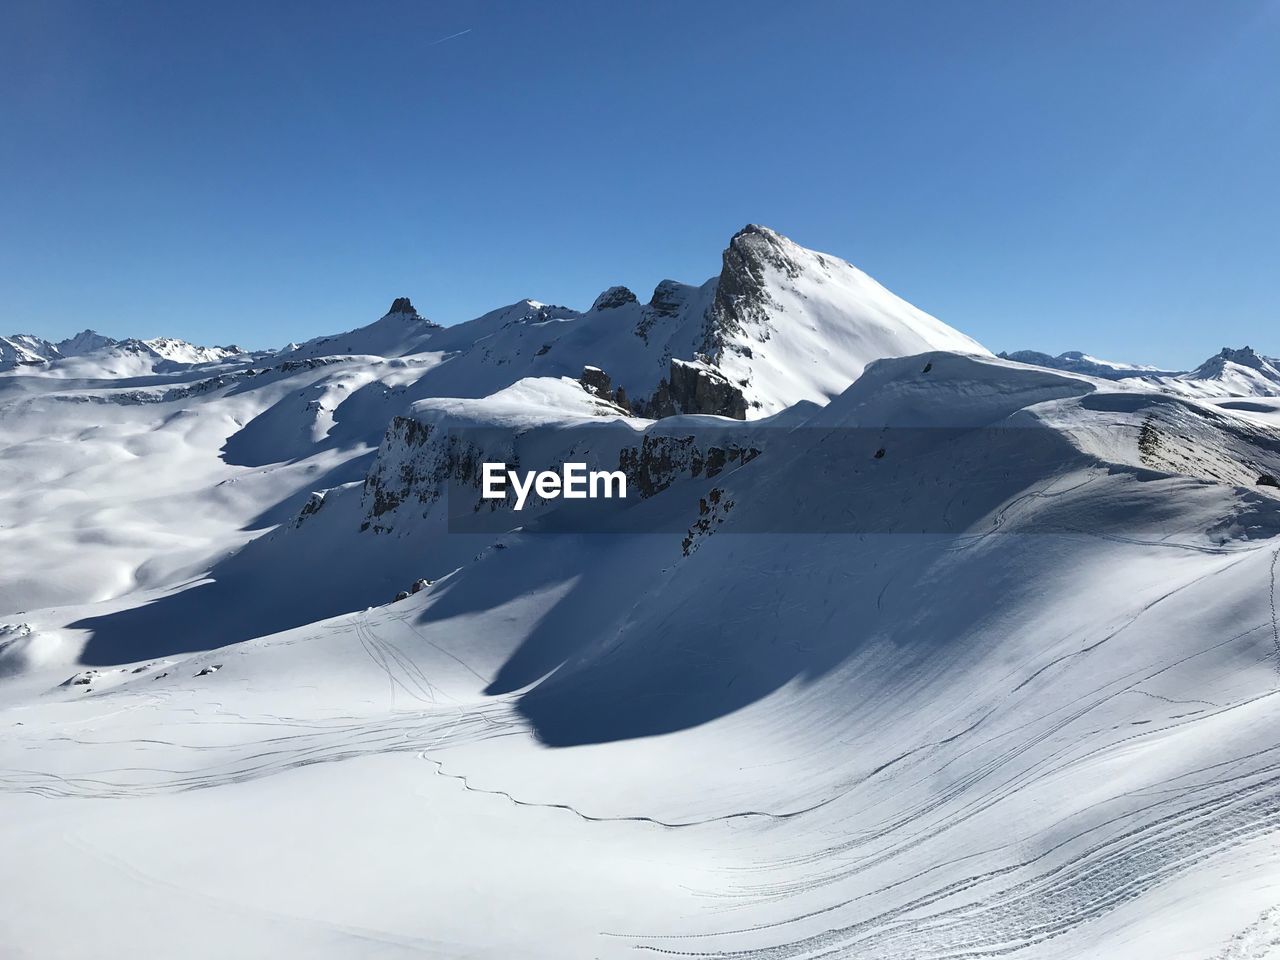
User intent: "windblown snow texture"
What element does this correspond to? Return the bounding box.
[1,227,1278,959]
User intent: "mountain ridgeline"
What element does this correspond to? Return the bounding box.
[4,226,985,417]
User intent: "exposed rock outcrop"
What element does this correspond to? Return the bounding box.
[641,359,748,419]
[579,366,613,397]
[682,487,734,556]
[1201,346,1268,372]
[647,279,688,318]
[294,490,328,528]
[618,435,759,499]
[386,297,419,316]
[591,286,638,311]
[702,224,802,359]
[360,415,449,531]
[578,366,633,412]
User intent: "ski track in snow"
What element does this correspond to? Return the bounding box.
[419,754,820,828]
[3,574,1279,957]
[5,231,1280,958]
[5,526,1280,958]
[1270,548,1280,668]
[1213,905,1280,960]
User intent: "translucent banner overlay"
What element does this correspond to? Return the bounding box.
[437,425,1262,536]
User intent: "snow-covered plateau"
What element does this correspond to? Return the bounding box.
[3,226,1280,959]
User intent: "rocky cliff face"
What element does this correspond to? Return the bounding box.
[356,378,640,534]
[638,359,747,419]
[359,416,474,533]
[356,375,765,534]
[618,433,759,499]
[647,280,689,318]
[703,224,802,359]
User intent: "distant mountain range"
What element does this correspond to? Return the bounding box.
[999,346,1280,397]
[0,329,247,372]
[5,225,985,417]
[10,237,1273,410]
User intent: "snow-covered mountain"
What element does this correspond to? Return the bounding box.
[281,295,447,360]
[5,226,986,415]
[0,328,116,367]
[2,226,1279,960]
[0,327,247,375]
[1158,346,1280,399]
[997,348,1172,379]
[272,225,989,421]
[1001,345,1280,399]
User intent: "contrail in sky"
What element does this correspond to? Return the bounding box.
[428,28,472,46]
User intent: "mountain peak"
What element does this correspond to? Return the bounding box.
[730,223,785,244]
[1216,345,1262,365]
[725,224,801,276]
[706,224,804,357]
[1193,345,1272,377]
[385,297,419,317]
[55,329,118,356]
[591,286,638,311]
[0,328,121,368]
[647,279,691,317]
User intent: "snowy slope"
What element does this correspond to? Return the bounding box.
[280,296,448,360]
[132,336,245,365]
[0,224,991,668]
[2,229,1279,959]
[3,353,1280,959]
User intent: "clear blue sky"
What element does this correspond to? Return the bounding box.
[2,1,1276,367]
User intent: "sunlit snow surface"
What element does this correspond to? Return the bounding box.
[3,231,1280,958]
